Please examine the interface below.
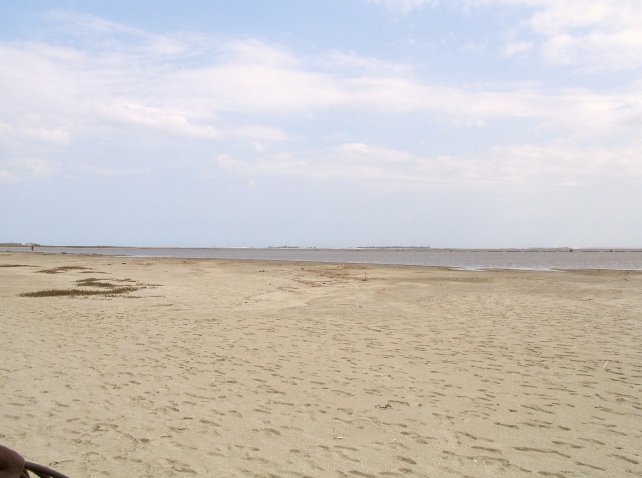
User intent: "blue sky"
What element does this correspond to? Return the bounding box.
[1,0,641,247]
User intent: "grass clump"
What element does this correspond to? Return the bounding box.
[75,278,119,288]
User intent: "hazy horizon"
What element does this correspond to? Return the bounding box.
[3,242,641,251]
[2,1,641,248]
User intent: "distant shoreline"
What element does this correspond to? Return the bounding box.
[3,244,641,252]
[3,246,642,271]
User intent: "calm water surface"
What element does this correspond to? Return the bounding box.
[4,247,642,271]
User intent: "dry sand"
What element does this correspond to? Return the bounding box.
[1,251,641,477]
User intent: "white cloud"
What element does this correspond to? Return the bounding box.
[226,125,291,142]
[1,19,637,138]
[46,11,193,56]
[526,1,642,69]
[96,103,220,139]
[172,62,347,114]
[0,122,70,146]
[0,169,17,182]
[336,143,416,163]
[0,158,59,179]
[369,0,642,70]
[217,140,642,187]
[502,41,533,57]
[1,11,640,186]
[226,39,298,67]
[487,143,642,182]
[322,51,412,75]
[368,0,436,12]
[502,1,642,70]
[217,153,320,178]
[80,165,151,177]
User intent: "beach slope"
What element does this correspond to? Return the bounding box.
[1,252,641,476]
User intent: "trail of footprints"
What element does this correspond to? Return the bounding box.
[1,261,641,476]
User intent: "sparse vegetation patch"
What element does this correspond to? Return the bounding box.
[19,286,138,297]
[21,268,159,298]
[75,278,120,288]
[37,266,91,274]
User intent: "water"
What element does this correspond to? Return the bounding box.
[4,246,642,271]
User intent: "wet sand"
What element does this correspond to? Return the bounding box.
[1,252,641,477]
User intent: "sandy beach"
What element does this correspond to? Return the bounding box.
[1,251,641,477]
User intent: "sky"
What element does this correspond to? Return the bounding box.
[1,0,641,248]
